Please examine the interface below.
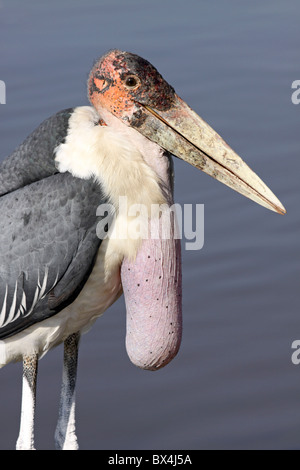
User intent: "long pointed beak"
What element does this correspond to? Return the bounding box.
[131,95,285,214]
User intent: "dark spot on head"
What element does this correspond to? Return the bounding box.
[130,108,147,128]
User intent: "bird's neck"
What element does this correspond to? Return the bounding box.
[96,106,174,202]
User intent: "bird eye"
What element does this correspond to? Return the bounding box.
[124,75,140,89]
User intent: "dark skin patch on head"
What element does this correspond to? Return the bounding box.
[112,51,176,111]
[130,108,148,128]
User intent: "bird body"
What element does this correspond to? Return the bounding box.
[0,49,285,449]
[0,104,175,366]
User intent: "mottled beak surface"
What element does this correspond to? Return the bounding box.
[132,96,286,215]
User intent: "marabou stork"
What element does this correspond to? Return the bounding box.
[0,50,285,450]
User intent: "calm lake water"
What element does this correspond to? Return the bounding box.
[0,0,299,450]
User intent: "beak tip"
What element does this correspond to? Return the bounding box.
[278,206,286,215]
[273,196,286,215]
[269,200,286,215]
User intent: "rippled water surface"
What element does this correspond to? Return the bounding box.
[0,0,299,450]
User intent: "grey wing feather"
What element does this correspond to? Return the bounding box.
[0,109,112,339]
[0,108,73,196]
[0,172,111,339]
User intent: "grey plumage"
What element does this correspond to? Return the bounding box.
[0,110,109,339]
[0,109,73,196]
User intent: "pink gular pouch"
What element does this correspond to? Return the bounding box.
[121,213,182,371]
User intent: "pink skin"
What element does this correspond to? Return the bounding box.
[121,215,182,371]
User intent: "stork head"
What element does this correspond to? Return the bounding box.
[88,49,285,215]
